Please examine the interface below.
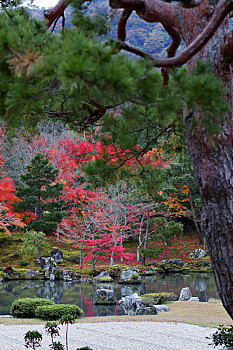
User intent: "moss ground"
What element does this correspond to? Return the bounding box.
[0,230,207,274]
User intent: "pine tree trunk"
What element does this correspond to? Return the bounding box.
[179,2,233,318]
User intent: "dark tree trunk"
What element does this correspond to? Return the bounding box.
[136,0,233,317]
[179,2,233,318]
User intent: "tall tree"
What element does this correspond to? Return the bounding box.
[0,0,232,319]
[45,0,233,318]
[14,153,65,234]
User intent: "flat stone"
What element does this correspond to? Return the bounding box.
[188,297,200,302]
[153,305,170,313]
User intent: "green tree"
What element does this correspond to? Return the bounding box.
[22,229,47,265]
[0,0,232,320]
[163,147,203,244]
[14,153,65,234]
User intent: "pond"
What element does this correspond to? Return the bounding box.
[0,274,219,317]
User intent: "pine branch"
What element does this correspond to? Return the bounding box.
[117,0,232,68]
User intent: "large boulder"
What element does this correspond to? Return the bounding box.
[179,287,192,301]
[119,268,142,284]
[93,288,116,305]
[189,249,207,259]
[44,258,59,281]
[153,305,170,313]
[51,248,63,263]
[94,271,113,282]
[117,293,157,315]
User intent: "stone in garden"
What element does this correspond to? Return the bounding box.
[117,293,153,315]
[51,248,63,263]
[40,257,50,268]
[188,297,200,302]
[189,249,207,259]
[94,271,113,282]
[25,270,40,279]
[0,315,13,318]
[179,287,192,301]
[153,305,170,313]
[119,268,142,284]
[93,288,116,305]
[63,270,74,281]
[44,258,59,281]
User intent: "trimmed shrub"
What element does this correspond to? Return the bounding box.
[35,304,83,320]
[141,292,177,305]
[11,298,55,318]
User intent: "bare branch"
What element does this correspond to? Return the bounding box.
[117,0,232,68]
[43,0,69,27]
[161,23,182,85]
[118,9,133,42]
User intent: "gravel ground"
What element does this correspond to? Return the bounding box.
[0,321,220,350]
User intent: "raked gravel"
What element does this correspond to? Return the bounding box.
[0,321,221,350]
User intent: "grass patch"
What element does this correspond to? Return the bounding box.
[1,301,232,328]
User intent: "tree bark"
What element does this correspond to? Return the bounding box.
[111,0,233,318]
[178,1,233,318]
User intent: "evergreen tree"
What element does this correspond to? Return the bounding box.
[0,0,232,319]
[14,153,65,234]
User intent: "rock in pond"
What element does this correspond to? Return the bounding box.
[189,249,207,259]
[179,287,192,301]
[94,271,113,282]
[51,248,63,263]
[119,268,142,284]
[93,288,116,305]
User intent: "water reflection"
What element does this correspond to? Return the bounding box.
[0,274,219,317]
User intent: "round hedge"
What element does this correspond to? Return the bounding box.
[35,304,83,320]
[11,298,55,318]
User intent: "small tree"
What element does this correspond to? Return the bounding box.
[22,230,47,265]
[24,330,42,349]
[14,153,65,234]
